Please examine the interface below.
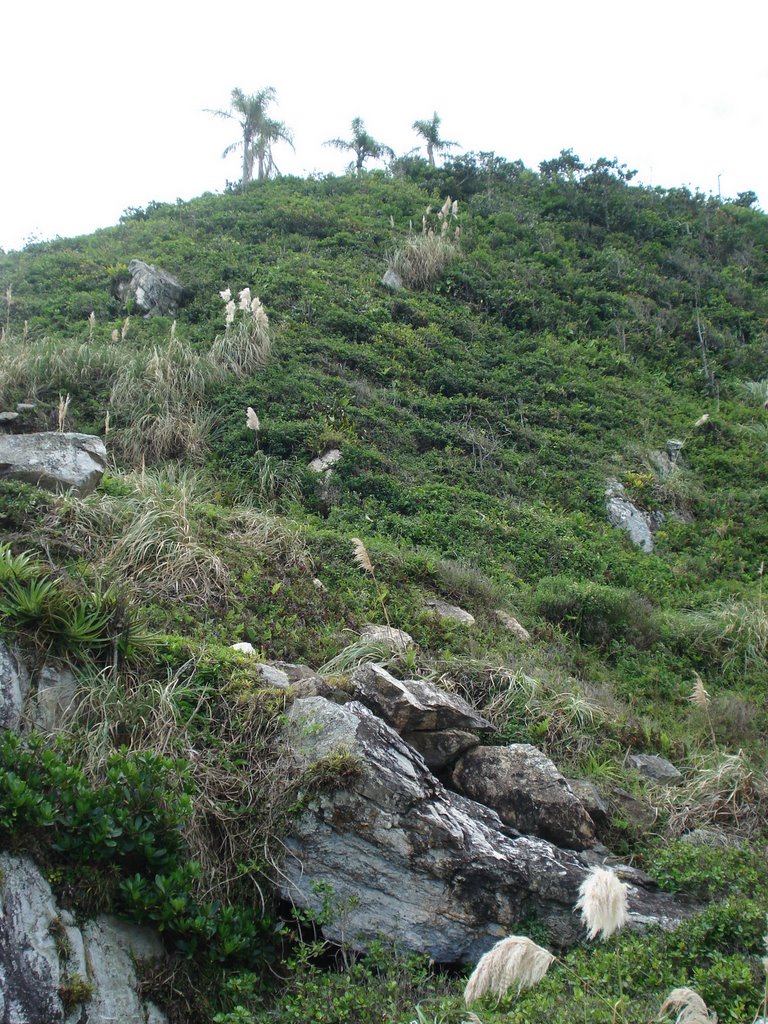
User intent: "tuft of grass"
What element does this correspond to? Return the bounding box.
[386,197,460,290]
[683,595,768,675]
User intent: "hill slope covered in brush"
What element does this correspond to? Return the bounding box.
[0,155,767,1023]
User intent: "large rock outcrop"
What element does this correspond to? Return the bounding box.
[605,478,654,552]
[0,852,167,1024]
[280,696,688,962]
[0,432,106,496]
[114,259,184,317]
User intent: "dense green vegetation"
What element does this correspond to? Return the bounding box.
[1,153,767,1022]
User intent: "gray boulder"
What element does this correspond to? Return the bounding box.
[566,778,609,826]
[0,432,106,496]
[0,640,30,732]
[605,478,653,552]
[281,697,687,960]
[452,744,596,850]
[360,624,415,652]
[425,598,475,626]
[350,663,493,733]
[381,268,403,291]
[115,259,184,317]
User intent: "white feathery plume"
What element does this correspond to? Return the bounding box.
[464,935,554,1006]
[694,413,710,428]
[575,867,629,941]
[246,407,260,432]
[121,316,130,341]
[659,987,715,1023]
[225,300,236,326]
[219,287,232,302]
[238,287,252,311]
[689,672,711,708]
[351,537,374,575]
[111,328,119,343]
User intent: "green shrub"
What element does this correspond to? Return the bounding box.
[531,577,659,649]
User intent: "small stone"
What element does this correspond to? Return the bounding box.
[255,664,291,688]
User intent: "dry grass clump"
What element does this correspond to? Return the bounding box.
[109,335,213,465]
[475,666,607,759]
[0,334,123,406]
[463,935,554,1005]
[61,652,307,907]
[663,748,767,837]
[659,987,717,1023]
[50,468,308,604]
[387,197,460,290]
[683,596,768,675]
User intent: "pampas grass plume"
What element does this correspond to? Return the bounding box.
[689,672,711,708]
[351,537,374,575]
[464,935,554,1006]
[659,987,715,1023]
[576,867,629,941]
[246,407,260,432]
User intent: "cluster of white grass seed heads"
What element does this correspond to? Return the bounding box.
[576,866,630,941]
[463,935,554,1006]
[246,407,260,432]
[659,987,716,1023]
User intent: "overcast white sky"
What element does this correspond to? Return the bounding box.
[1,0,766,251]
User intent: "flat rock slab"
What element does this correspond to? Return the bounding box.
[0,432,106,496]
[452,744,596,851]
[351,663,493,733]
[281,697,688,961]
[494,609,532,642]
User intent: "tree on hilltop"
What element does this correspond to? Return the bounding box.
[207,87,294,185]
[412,112,459,167]
[324,118,394,174]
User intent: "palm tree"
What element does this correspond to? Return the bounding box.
[412,112,459,167]
[324,117,394,174]
[207,87,293,185]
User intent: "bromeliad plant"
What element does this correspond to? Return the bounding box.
[0,543,157,667]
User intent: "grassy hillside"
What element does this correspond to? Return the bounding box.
[1,155,767,1023]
